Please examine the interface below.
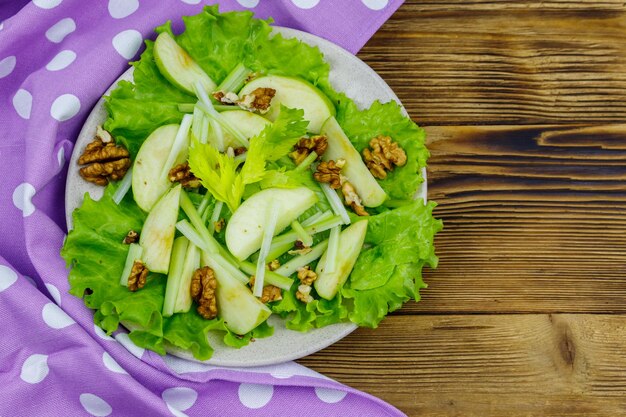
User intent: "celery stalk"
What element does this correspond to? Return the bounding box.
[320,182,351,225]
[274,239,329,277]
[173,242,201,313]
[294,151,317,173]
[112,167,133,205]
[301,210,332,227]
[265,241,295,263]
[215,104,240,112]
[216,63,251,93]
[161,113,193,179]
[254,201,279,297]
[269,214,342,251]
[290,220,313,247]
[120,243,143,286]
[238,261,293,290]
[162,236,189,317]
[178,103,195,113]
[208,200,223,234]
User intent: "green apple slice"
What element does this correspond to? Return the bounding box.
[220,110,270,149]
[139,184,182,274]
[314,220,368,300]
[154,32,216,95]
[321,117,387,207]
[201,251,271,335]
[132,124,182,212]
[239,75,335,133]
[225,187,317,260]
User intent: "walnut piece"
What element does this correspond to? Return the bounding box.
[127,261,148,292]
[238,87,275,113]
[78,127,130,186]
[249,276,283,303]
[268,259,281,272]
[214,218,225,234]
[296,284,314,303]
[168,162,201,189]
[234,146,247,156]
[341,181,369,216]
[190,267,218,319]
[313,160,343,189]
[212,90,239,105]
[297,266,317,286]
[362,135,407,180]
[123,230,138,244]
[290,135,328,165]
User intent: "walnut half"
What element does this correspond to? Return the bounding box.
[190,267,218,320]
[238,87,276,113]
[168,162,201,189]
[78,126,130,186]
[362,135,407,179]
[313,160,344,189]
[127,261,148,292]
[249,276,283,304]
[290,135,328,165]
[341,180,368,216]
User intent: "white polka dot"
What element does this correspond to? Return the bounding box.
[162,387,197,416]
[44,283,61,305]
[42,302,75,329]
[0,265,18,292]
[361,0,388,10]
[33,0,63,9]
[102,352,128,375]
[12,89,32,119]
[12,182,36,217]
[79,393,112,417]
[238,384,273,409]
[20,354,49,384]
[108,0,138,19]
[46,18,76,43]
[314,387,348,404]
[180,0,201,3]
[57,146,66,168]
[50,94,80,121]
[236,0,259,7]
[115,333,144,358]
[112,29,143,60]
[46,50,76,71]
[291,0,319,9]
[94,324,115,341]
[0,55,16,78]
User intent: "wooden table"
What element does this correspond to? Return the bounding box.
[297,2,626,415]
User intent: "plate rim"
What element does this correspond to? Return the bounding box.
[65,26,424,367]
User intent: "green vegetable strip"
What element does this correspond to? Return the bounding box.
[320,182,351,225]
[178,103,195,113]
[238,261,293,290]
[207,200,223,234]
[200,113,210,145]
[270,214,343,249]
[274,239,329,277]
[301,210,332,227]
[290,220,313,247]
[119,243,143,286]
[197,193,212,220]
[195,81,248,148]
[214,104,240,112]
[175,220,248,284]
[162,236,189,317]
[191,106,203,141]
[216,63,251,93]
[265,241,295,264]
[325,226,341,274]
[294,151,317,173]
[254,201,279,297]
[161,113,193,179]
[112,167,133,205]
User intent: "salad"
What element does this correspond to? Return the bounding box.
[61,6,442,361]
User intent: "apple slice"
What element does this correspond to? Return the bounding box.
[238,75,335,133]
[220,110,270,149]
[321,117,387,207]
[139,184,181,274]
[154,32,216,95]
[201,251,271,335]
[225,187,317,260]
[132,124,182,212]
[314,220,368,300]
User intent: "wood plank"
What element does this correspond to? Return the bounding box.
[396,125,626,313]
[298,314,626,417]
[358,1,626,125]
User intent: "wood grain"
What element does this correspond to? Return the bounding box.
[310,2,626,416]
[357,2,626,125]
[299,315,626,416]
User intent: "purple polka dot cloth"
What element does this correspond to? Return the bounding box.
[0,0,407,416]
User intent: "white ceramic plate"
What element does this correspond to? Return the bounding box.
[66,27,424,367]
